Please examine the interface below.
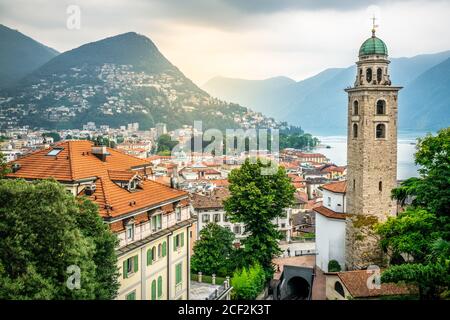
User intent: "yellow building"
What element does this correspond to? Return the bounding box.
[7,140,195,300]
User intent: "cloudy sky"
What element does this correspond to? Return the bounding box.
[2,0,450,85]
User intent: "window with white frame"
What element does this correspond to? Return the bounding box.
[126,223,134,241]
[202,214,210,223]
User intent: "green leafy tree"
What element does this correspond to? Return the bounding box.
[328,260,342,272]
[231,263,266,300]
[43,132,61,142]
[191,223,235,277]
[156,134,178,154]
[224,158,295,279]
[377,127,450,299]
[0,152,9,178]
[0,179,119,299]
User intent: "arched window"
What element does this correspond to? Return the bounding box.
[353,179,356,190]
[376,124,386,139]
[334,281,345,298]
[379,181,383,192]
[157,276,163,298]
[377,68,382,83]
[353,123,358,138]
[151,280,157,300]
[366,68,372,83]
[353,100,359,115]
[158,244,162,258]
[152,246,156,261]
[376,100,386,115]
[359,68,363,85]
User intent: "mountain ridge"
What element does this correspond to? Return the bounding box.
[0,24,59,89]
[0,30,280,132]
[203,51,450,134]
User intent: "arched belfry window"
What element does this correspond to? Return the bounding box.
[334,281,345,298]
[379,181,383,192]
[353,100,359,115]
[377,68,383,83]
[359,68,363,85]
[376,123,386,139]
[376,100,386,115]
[366,68,372,83]
[353,123,358,138]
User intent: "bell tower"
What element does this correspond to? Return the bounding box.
[345,22,402,270]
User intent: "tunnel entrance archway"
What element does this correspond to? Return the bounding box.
[285,276,310,300]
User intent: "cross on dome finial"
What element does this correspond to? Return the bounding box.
[371,15,379,37]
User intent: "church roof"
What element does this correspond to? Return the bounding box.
[359,35,388,56]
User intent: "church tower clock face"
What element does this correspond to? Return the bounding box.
[344,22,403,270]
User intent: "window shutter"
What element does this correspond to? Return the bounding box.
[133,255,139,273]
[158,276,162,297]
[147,249,152,265]
[151,280,157,300]
[181,232,184,247]
[123,260,128,279]
[173,236,177,251]
[162,241,166,257]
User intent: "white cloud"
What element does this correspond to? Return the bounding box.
[1,0,450,85]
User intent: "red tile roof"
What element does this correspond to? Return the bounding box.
[321,180,347,194]
[313,205,349,220]
[337,270,417,298]
[7,141,187,218]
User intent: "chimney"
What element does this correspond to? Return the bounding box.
[91,146,110,162]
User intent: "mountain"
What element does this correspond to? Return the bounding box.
[202,51,450,134]
[203,76,295,115]
[400,56,450,131]
[0,24,59,89]
[0,32,278,131]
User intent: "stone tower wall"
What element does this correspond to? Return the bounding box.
[345,86,400,270]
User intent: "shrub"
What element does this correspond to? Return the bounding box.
[328,260,342,272]
[231,263,266,300]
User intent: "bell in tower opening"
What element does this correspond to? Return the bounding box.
[344,22,403,270]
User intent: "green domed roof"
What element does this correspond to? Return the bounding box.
[359,35,388,56]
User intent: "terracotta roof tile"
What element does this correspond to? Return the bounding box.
[7,141,187,218]
[322,180,347,194]
[313,205,349,220]
[337,270,417,298]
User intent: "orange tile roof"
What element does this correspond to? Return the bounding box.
[313,205,349,220]
[7,141,187,218]
[337,270,417,298]
[108,170,137,182]
[321,180,347,194]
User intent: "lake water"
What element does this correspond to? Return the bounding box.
[313,132,425,180]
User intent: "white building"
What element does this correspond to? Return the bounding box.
[191,188,292,243]
[314,180,348,272]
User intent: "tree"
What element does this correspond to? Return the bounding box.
[377,127,450,299]
[231,263,266,300]
[43,132,61,142]
[156,134,178,154]
[328,260,342,272]
[0,179,119,299]
[191,223,235,277]
[224,158,295,279]
[0,152,9,178]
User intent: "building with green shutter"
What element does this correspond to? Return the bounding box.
[6,140,197,300]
